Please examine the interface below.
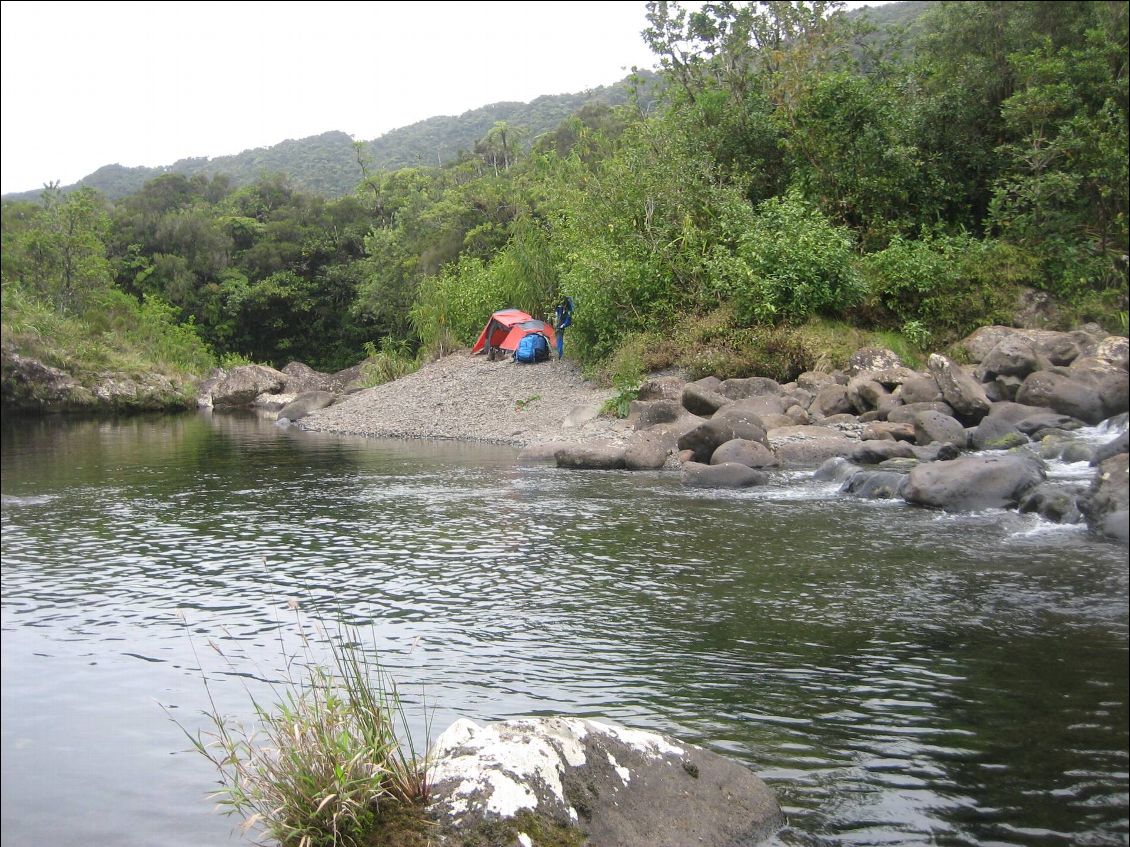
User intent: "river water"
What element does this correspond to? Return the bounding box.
[1,412,1126,847]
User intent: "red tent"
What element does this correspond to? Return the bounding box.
[470,309,556,356]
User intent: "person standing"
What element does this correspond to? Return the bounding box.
[554,296,574,359]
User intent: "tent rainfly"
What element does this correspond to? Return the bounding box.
[470,309,556,356]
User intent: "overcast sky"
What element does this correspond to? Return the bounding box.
[1,0,889,196]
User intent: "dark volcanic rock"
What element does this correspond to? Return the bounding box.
[554,444,627,470]
[841,470,908,500]
[903,454,1045,511]
[682,461,770,488]
[1079,453,1130,544]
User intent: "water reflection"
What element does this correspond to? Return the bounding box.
[2,411,1127,847]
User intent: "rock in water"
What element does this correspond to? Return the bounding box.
[428,717,784,846]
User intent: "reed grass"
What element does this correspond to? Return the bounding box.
[174,604,431,847]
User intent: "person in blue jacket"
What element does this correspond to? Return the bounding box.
[554,296,574,359]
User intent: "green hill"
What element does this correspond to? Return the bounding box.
[4,72,660,203]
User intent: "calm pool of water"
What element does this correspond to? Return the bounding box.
[1,411,1126,846]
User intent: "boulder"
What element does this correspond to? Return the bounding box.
[969,416,1028,451]
[887,401,955,424]
[1016,370,1108,425]
[1018,484,1084,524]
[840,470,908,500]
[711,438,779,468]
[428,717,784,847]
[982,374,1024,403]
[847,347,903,375]
[1081,335,1129,372]
[277,390,338,422]
[195,369,226,409]
[254,392,296,412]
[977,336,1040,380]
[781,405,808,426]
[725,394,788,419]
[757,413,796,430]
[1069,358,1130,418]
[211,364,288,408]
[988,401,1085,435]
[623,431,673,470]
[797,371,836,393]
[849,440,916,465]
[910,443,961,463]
[811,384,854,418]
[959,326,1091,365]
[1091,431,1130,466]
[914,410,968,448]
[719,376,783,399]
[554,444,627,470]
[281,361,343,393]
[813,457,859,483]
[682,382,732,417]
[678,415,768,463]
[862,421,916,442]
[1078,453,1129,544]
[682,461,770,488]
[767,425,858,466]
[903,454,1046,511]
[637,376,686,402]
[846,376,890,414]
[899,373,943,404]
[928,354,990,424]
[628,399,684,430]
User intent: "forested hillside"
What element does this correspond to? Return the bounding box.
[3,1,1126,389]
[2,74,660,203]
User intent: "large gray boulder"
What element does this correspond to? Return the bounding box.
[1016,370,1108,425]
[555,444,627,470]
[711,438,779,468]
[1069,358,1130,419]
[726,394,788,419]
[899,373,943,404]
[1079,453,1129,544]
[628,398,684,429]
[767,425,859,466]
[719,376,782,399]
[678,414,768,462]
[841,470,908,500]
[977,335,1041,380]
[428,717,784,847]
[1018,484,1085,524]
[797,371,836,393]
[637,376,686,402]
[682,382,732,416]
[959,326,1092,365]
[280,361,343,394]
[903,454,1045,511]
[887,401,955,424]
[988,401,1085,435]
[277,390,338,422]
[928,354,991,424]
[913,410,968,448]
[211,365,287,408]
[811,384,854,418]
[849,440,916,464]
[847,347,903,375]
[623,431,673,470]
[1091,430,1130,466]
[1081,335,1129,372]
[970,416,1028,451]
[682,461,770,488]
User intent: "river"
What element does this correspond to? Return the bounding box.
[1,411,1126,846]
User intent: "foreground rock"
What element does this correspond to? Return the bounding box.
[902,454,1045,511]
[428,717,783,847]
[210,364,288,408]
[1079,453,1130,544]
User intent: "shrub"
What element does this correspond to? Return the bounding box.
[175,608,431,847]
[360,337,418,387]
[722,191,866,325]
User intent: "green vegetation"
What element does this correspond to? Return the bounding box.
[3,2,1126,399]
[177,610,431,847]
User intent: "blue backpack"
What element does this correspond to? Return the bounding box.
[514,333,550,364]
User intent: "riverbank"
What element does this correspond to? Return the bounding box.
[297,351,631,447]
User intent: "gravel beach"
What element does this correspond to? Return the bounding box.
[298,351,630,448]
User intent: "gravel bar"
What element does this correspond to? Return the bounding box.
[298,351,630,448]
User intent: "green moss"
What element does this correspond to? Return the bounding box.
[452,811,587,847]
[361,801,435,847]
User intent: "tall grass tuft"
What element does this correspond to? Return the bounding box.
[175,606,431,847]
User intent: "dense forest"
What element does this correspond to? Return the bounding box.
[2,1,1127,387]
